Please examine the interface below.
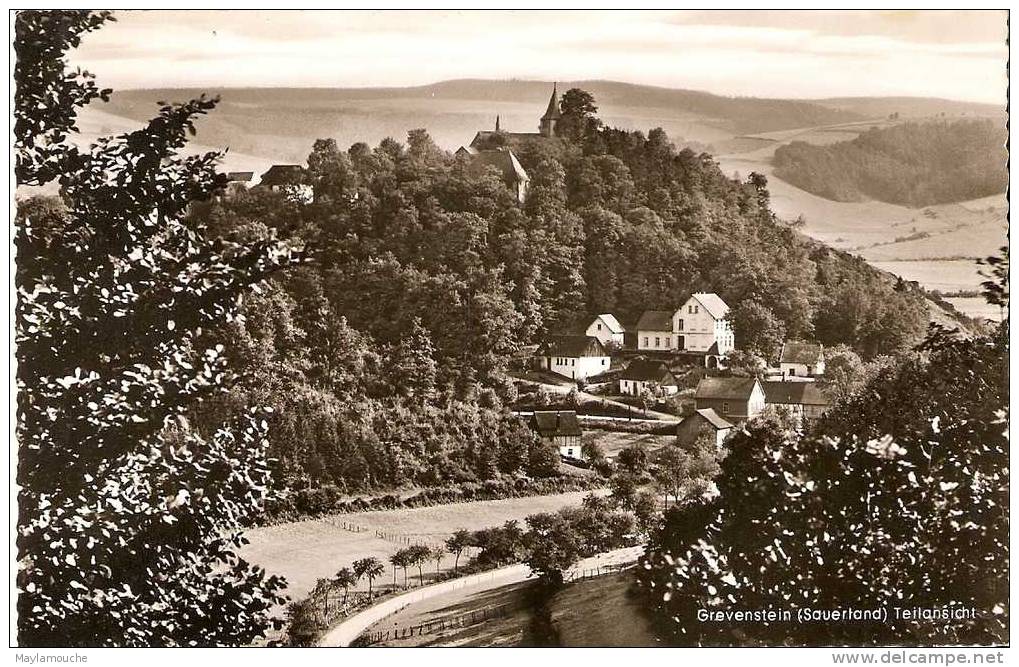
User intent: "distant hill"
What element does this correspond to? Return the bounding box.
[88,79,870,162]
[773,119,1007,207]
[810,96,1004,120]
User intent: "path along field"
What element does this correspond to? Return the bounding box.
[241,489,607,607]
[359,554,658,647]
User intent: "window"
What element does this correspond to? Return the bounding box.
[571,359,575,366]
[602,359,607,365]
[655,337,660,348]
[722,402,730,414]
[688,305,694,314]
[597,323,602,331]
[695,305,699,314]
[643,336,649,347]
[677,319,684,331]
[666,337,671,348]
[788,368,796,377]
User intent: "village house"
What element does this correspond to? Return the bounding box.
[635,293,735,367]
[535,334,610,381]
[619,358,679,397]
[585,313,626,347]
[762,381,831,426]
[693,376,766,423]
[676,408,734,449]
[258,164,313,203]
[454,145,530,204]
[635,310,675,352]
[779,341,826,379]
[529,410,583,460]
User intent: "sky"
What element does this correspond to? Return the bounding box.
[69,10,1009,104]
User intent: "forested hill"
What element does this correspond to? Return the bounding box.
[162,90,951,496]
[772,119,1007,207]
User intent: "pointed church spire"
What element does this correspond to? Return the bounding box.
[539,82,561,137]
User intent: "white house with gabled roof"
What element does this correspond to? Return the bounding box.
[672,293,734,354]
[585,313,625,347]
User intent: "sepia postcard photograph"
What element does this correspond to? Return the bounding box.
[8,7,1011,659]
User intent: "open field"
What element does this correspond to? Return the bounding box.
[584,429,676,459]
[715,119,1006,319]
[241,490,606,604]
[549,572,661,647]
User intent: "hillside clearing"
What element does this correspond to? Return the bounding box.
[241,490,607,604]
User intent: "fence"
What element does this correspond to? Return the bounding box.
[352,557,640,646]
[323,517,481,557]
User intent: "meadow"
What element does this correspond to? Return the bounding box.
[241,490,607,604]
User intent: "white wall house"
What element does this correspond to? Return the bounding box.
[536,335,610,381]
[618,358,679,396]
[779,341,826,379]
[672,293,734,354]
[585,314,625,347]
[635,294,734,366]
[635,311,674,352]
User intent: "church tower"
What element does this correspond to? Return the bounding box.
[539,83,561,137]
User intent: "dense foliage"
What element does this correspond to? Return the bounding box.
[773,119,1007,207]
[15,11,295,646]
[636,271,1009,645]
[180,90,931,492]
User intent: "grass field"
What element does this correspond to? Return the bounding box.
[241,490,606,605]
[584,429,675,459]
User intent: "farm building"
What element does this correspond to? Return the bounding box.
[762,381,831,425]
[635,310,675,352]
[258,164,313,202]
[619,358,679,396]
[535,335,610,381]
[676,408,734,449]
[529,410,583,460]
[694,376,766,423]
[585,313,626,347]
[779,341,826,379]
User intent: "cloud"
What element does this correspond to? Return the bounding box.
[68,10,1008,103]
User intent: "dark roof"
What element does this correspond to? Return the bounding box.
[693,408,734,430]
[468,148,529,184]
[469,130,544,149]
[620,359,677,385]
[530,410,582,438]
[537,335,607,358]
[225,171,254,182]
[780,341,825,365]
[260,165,305,186]
[689,293,730,319]
[636,310,673,331]
[694,377,761,401]
[762,381,830,406]
[541,84,562,121]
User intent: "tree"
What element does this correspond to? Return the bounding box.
[15,10,296,646]
[527,439,561,478]
[639,291,1008,645]
[556,88,602,144]
[431,546,447,575]
[729,300,786,361]
[353,557,385,598]
[389,549,411,588]
[445,529,472,574]
[523,512,581,585]
[616,443,650,476]
[406,544,432,586]
[333,567,357,605]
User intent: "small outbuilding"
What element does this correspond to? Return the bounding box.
[529,410,584,460]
